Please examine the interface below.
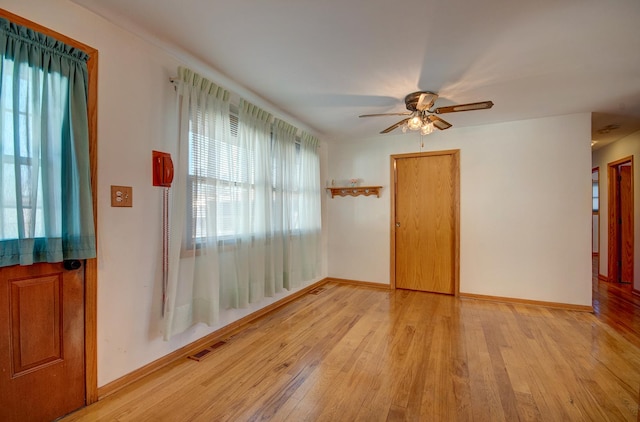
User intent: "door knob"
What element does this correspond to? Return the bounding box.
[64,260,82,271]
[396,222,401,227]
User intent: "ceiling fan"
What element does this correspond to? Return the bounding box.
[359,91,494,135]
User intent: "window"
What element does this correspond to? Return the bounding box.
[1,61,58,240]
[187,113,247,243]
[185,101,320,248]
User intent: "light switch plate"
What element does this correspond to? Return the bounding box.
[111,185,133,207]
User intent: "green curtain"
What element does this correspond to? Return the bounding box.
[0,18,96,267]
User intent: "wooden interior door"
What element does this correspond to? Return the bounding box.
[608,158,634,284]
[0,262,85,421]
[619,165,633,284]
[608,164,620,283]
[393,150,459,294]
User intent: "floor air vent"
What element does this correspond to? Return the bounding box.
[309,287,326,295]
[188,340,227,362]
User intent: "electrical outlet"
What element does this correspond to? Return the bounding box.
[111,185,133,207]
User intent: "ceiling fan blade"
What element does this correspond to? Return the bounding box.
[434,100,494,114]
[416,92,438,111]
[427,115,452,130]
[359,112,411,118]
[381,118,409,134]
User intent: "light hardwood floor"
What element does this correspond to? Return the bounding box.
[62,278,640,421]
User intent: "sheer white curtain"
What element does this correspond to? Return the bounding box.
[296,132,321,282]
[165,67,322,339]
[165,67,231,339]
[218,99,273,309]
[271,119,298,291]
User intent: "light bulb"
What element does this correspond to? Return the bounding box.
[420,122,434,136]
[407,115,423,131]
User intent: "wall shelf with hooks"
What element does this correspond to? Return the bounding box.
[326,186,382,198]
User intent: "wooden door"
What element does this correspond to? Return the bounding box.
[0,262,85,422]
[0,9,100,418]
[620,165,633,284]
[393,150,459,294]
[608,158,634,284]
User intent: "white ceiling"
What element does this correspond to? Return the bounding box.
[72,0,640,146]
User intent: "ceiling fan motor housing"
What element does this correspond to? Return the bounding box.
[405,91,438,111]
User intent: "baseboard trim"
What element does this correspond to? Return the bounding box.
[459,292,593,312]
[97,277,330,400]
[326,277,391,290]
[598,274,609,283]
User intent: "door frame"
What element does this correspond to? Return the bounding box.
[607,156,633,284]
[592,167,599,276]
[390,150,460,293]
[0,9,99,404]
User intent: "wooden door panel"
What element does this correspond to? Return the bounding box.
[620,165,633,283]
[10,275,63,375]
[395,152,458,294]
[608,165,620,283]
[0,263,85,422]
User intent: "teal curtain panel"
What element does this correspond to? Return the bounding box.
[0,18,96,267]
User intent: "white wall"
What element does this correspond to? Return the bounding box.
[592,130,640,290]
[328,113,593,306]
[3,0,328,387]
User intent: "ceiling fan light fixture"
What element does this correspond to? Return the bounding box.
[420,121,434,135]
[360,91,493,134]
[407,113,423,130]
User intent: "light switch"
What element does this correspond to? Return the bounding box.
[111,185,133,207]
